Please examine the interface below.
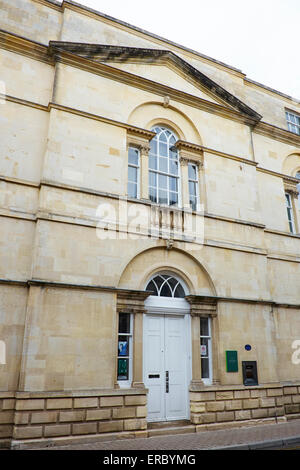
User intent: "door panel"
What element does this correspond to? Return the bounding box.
[165,316,188,420]
[144,315,165,421]
[144,314,188,422]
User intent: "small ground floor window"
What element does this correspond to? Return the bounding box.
[117,313,133,387]
[200,316,212,383]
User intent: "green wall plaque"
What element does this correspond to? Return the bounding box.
[226,350,238,372]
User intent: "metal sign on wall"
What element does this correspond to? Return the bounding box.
[226,350,238,372]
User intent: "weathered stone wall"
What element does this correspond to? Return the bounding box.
[0,392,15,447]
[0,0,62,44]
[0,390,147,448]
[18,286,118,392]
[190,384,300,429]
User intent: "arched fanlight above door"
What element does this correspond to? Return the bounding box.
[146,273,186,298]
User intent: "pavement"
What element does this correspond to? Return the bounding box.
[28,418,300,450]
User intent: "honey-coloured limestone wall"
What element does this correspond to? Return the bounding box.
[10,390,147,449]
[190,384,300,429]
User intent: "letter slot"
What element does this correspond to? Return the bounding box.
[148,374,160,379]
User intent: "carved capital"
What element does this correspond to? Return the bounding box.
[284,181,299,197]
[140,144,151,156]
[126,131,153,155]
[180,156,189,166]
[176,140,203,166]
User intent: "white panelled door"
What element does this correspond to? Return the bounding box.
[144,314,189,422]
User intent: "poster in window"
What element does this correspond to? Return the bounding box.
[201,345,207,356]
[118,341,128,356]
[118,358,128,380]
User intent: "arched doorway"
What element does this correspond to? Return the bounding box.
[143,272,191,422]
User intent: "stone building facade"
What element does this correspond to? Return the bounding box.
[0,0,300,449]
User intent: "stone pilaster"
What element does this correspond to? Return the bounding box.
[117,290,151,390]
[185,295,217,390]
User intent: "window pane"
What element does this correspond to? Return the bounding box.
[159,132,167,142]
[200,317,209,336]
[146,280,158,295]
[128,166,137,183]
[152,275,164,290]
[188,164,197,180]
[167,277,178,291]
[201,358,209,379]
[170,135,176,146]
[189,181,196,197]
[149,171,157,188]
[149,155,157,170]
[174,283,185,298]
[169,176,178,192]
[169,192,178,206]
[190,196,197,211]
[117,358,129,381]
[159,142,168,156]
[119,313,130,333]
[159,157,168,172]
[128,182,137,198]
[158,189,168,205]
[169,160,178,175]
[128,147,139,165]
[149,139,157,155]
[158,174,168,190]
[169,147,177,159]
[160,282,172,297]
[149,186,157,203]
[201,337,209,355]
[118,336,129,356]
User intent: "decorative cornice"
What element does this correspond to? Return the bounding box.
[1,30,299,144]
[1,280,300,307]
[254,121,300,148]
[47,48,259,127]
[0,29,52,64]
[126,130,154,153]
[257,167,300,183]
[202,147,258,167]
[175,140,203,158]
[185,295,217,316]
[33,0,62,11]
[48,42,261,121]
[117,290,151,313]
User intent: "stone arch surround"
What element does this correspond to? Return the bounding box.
[118,246,216,296]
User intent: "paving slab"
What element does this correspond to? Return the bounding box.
[24,418,300,450]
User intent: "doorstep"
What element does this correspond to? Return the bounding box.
[147,420,196,437]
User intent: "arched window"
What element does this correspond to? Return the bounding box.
[146,273,186,298]
[149,126,180,206]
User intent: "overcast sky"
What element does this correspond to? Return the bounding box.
[70,0,300,100]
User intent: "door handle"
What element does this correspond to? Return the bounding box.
[165,370,169,393]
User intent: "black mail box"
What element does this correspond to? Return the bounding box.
[242,361,258,386]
